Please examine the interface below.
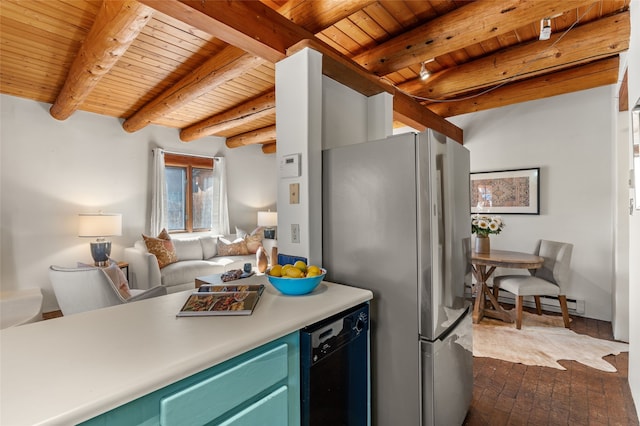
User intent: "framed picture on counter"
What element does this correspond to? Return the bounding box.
[470,168,540,215]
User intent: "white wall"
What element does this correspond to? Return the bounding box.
[449,86,615,321]
[0,94,277,312]
[613,108,630,342]
[322,77,393,150]
[626,0,640,410]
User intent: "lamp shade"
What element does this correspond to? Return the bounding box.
[78,213,122,237]
[257,211,278,228]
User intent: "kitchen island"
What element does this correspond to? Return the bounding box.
[0,276,372,425]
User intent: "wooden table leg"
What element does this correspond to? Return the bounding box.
[471,264,487,323]
[481,284,514,323]
[471,263,513,324]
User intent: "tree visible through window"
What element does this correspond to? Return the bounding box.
[164,153,214,233]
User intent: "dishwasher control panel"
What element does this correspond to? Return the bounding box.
[303,303,369,365]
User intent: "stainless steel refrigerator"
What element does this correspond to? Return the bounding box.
[322,130,473,426]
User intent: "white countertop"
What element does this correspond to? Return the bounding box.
[0,277,372,426]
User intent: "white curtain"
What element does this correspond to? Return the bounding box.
[212,157,230,235]
[150,148,167,236]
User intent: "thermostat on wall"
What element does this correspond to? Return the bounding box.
[280,154,301,178]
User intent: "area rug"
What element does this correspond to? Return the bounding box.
[472,311,629,372]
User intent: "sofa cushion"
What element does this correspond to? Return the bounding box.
[160,260,219,287]
[172,238,204,261]
[217,237,249,256]
[142,229,178,269]
[213,255,257,271]
[159,256,257,287]
[200,236,218,259]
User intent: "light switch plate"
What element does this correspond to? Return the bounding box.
[291,224,300,243]
[289,183,299,204]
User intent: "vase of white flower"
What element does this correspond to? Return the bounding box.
[471,214,505,253]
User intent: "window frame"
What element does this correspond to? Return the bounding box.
[164,153,214,233]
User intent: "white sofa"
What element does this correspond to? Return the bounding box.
[124,235,258,293]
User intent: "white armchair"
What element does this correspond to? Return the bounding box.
[49,265,167,316]
[492,240,573,330]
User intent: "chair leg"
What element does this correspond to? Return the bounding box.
[534,296,542,315]
[515,296,523,329]
[558,295,571,328]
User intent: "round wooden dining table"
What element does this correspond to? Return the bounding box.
[471,249,544,324]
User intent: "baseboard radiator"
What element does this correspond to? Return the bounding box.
[464,285,585,315]
[496,291,586,315]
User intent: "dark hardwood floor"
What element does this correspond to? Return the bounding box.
[42,310,63,320]
[464,309,638,426]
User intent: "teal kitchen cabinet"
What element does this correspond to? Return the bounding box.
[81,332,300,426]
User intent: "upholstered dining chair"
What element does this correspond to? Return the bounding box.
[49,265,167,316]
[492,240,573,330]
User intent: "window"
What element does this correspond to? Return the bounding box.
[164,153,214,233]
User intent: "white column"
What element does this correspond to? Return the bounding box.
[275,48,323,265]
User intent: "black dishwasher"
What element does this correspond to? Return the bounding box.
[300,303,369,426]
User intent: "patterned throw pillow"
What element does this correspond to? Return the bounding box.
[78,260,132,299]
[217,237,250,256]
[102,262,132,299]
[245,227,264,254]
[142,228,178,269]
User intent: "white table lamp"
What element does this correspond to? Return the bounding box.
[258,211,277,239]
[78,213,122,266]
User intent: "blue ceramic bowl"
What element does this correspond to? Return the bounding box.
[266,268,326,295]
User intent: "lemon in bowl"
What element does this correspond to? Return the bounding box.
[266,265,326,295]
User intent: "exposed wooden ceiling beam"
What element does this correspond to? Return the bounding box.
[49,0,153,120]
[400,11,629,101]
[123,46,263,133]
[353,0,597,76]
[137,0,315,63]
[226,125,277,148]
[426,57,619,117]
[619,69,628,112]
[262,142,277,154]
[392,91,463,143]
[180,90,276,142]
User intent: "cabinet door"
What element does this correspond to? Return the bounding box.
[160,344,288,426]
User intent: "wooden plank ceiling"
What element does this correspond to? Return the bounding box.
[0,0,630,153]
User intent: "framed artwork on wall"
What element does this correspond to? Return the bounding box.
[471,168,540,215]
